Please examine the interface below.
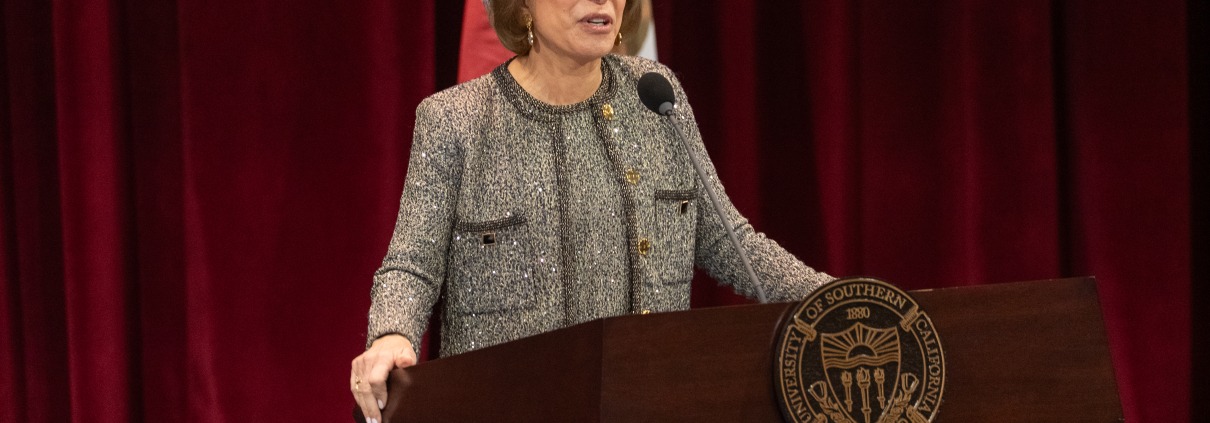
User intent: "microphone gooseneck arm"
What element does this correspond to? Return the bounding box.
[638,72,769,304]
[659,109,769,304]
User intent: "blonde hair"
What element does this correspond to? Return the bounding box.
[489,0,645,55]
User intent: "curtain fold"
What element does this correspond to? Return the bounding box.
[3,1,70,421]
[1059,1,1190,420]
[53,0,139,420]
[1,0,1191,421]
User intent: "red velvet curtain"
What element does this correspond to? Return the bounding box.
[2,0,438,421]
[0,1,1192,422]
[658,1,1190,422]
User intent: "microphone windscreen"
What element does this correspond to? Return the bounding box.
[638,72,676,115]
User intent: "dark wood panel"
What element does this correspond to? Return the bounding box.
[382,320,605,422]
[917,278,1123,422]
[600,303,790,422]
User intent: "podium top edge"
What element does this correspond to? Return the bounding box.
[908,276,1096,294]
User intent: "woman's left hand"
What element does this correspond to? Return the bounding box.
[351,334,417,423]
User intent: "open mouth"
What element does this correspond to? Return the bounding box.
[582,14,613,28]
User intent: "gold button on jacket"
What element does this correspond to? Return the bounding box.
[637,238,652,256]
[625,169,641,185]
[601,103,616,120]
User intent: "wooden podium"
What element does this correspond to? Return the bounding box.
[356,277,1123,422]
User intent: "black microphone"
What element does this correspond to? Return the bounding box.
[638,72,676,115]
[636,72,769,304]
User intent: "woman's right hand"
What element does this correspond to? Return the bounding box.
[351,334,417,423]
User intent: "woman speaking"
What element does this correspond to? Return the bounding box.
[350,1,833,420]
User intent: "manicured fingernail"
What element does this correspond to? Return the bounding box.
[378,399,385,409]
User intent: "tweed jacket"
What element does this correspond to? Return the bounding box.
[367,55,834,357]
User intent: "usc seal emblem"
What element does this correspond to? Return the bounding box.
[774,277,946,423]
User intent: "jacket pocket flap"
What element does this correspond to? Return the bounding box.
[454,215,527,233]
[654,189,699,201]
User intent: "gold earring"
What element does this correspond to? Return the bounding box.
[526,18,534,46]
[615,31,623,46]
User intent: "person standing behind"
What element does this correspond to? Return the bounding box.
[351,1,834,421]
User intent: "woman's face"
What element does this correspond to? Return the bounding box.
[527,0,626,62]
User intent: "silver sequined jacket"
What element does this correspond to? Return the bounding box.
[367,55,834,357]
